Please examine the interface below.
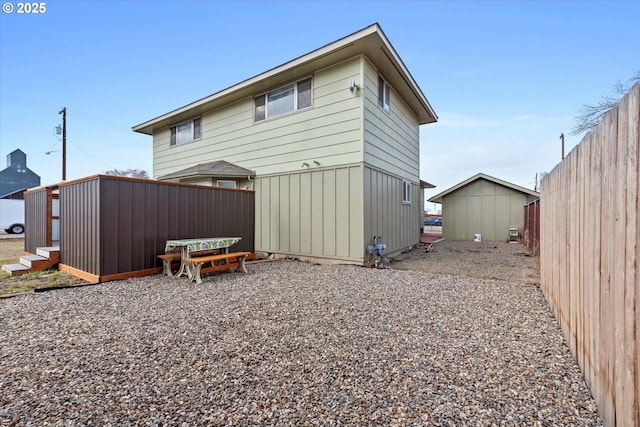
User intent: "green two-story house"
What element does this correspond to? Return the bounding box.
[133,23,437,264]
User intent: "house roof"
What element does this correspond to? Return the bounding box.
[132,23,437,135]
[158,160,255,181]
[420,180,436,189]
[427,173,540,203]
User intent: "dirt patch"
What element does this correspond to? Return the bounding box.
[0,238,87,296]
[0,238,23,265]
[390,240,540,285]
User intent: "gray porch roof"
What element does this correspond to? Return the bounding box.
[158,160,255,181]
[420,180,436,189]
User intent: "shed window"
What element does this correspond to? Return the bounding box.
[170,118,201,146]
[378,75,390,112]
[254,76,312,122]
[402,181,411,204]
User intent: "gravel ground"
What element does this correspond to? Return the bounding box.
[393,240,540,285]
[1,241,601,425]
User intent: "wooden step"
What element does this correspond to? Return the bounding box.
[2,263,31,275]
[21,254,58,271]
[1,246,61,276]
[36,247,60,263]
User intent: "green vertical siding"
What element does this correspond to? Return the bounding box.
[442,179,529,241]
[255,164,364,262]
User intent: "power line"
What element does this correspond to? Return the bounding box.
[65,138,118,170]
[67,110,131,133]
[1,95,132,133]
[0,95,60,111]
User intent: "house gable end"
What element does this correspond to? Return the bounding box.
[428,173,539,203]
[133,23,436,136]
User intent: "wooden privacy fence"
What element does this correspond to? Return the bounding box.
[540,83,639,427]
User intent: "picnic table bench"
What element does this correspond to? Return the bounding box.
[158,249,221,277]
[184,251,251,284]
[158,237,251,283]
[157,251,182,276]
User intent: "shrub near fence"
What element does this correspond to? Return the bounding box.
[540,83,639,426]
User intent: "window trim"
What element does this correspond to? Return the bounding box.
[378,75,390,113]
[254,76,313,122]
[170,117,201,146]
[402,181,412,204]
[216,179,237,189]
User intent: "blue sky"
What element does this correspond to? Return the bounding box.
[1,1,638,209]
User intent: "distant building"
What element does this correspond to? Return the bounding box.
[428,173,539,242]
[0,149,41,199]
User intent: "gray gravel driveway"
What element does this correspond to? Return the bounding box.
[1,246,601,425]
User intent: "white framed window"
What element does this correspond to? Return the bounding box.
[254,76,312,122]
[170,117,201,146]
[216,180,236,188]
[378,75,390,112]
[402,181,411,204]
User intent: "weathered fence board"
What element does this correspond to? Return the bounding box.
[540,83,639,427]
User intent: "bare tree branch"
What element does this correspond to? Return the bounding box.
[104,168,149,179]
[571,71,640,135]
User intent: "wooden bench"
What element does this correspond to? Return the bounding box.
[158,249,223,277]
[183,251,251,284]
[157,252,181,277]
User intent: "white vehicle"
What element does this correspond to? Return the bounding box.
[0,199,25,234]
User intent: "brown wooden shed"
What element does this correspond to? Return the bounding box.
[24,175,255,282]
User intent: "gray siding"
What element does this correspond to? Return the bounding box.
[362,59,420,181]
[363,166,421,255]
[361,60,422,255]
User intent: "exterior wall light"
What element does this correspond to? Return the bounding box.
[350,78,359,93]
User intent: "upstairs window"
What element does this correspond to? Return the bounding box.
[378,75,390,112]
[170,117,201,146]
[402,181,411,204]
[254,76,312,122]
